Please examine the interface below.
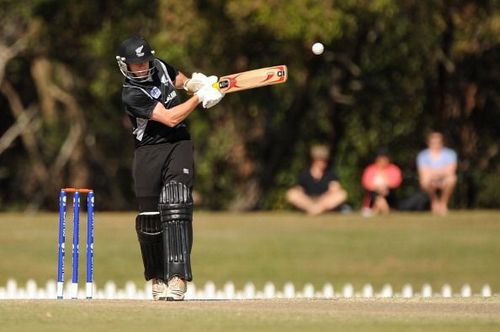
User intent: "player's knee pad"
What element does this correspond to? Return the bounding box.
[158,181,193,281]
[135,212,164,280]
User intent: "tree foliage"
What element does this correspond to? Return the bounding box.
[1,0,499,210]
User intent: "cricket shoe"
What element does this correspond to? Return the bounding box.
[152,278,167,301]
[164,276,187,301]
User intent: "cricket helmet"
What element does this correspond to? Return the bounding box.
[116,36,156,81]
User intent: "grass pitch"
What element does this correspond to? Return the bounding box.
[1,211,499,291]
[1,210,500,331]
[1,298,499,332]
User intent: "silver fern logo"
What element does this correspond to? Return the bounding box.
[135,45,144,57]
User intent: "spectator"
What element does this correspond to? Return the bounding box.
[361,149,402,215]
[417,131,457,215]
[286,145,347,216]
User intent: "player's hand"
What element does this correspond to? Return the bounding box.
[184,72,216,94]
[195,76,224,109]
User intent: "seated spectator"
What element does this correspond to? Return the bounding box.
[361,149,402,215]
[417,131,457,215]
[286,145,347,216]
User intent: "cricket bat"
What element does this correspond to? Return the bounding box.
[213,65,287,93]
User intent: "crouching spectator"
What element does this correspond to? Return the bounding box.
[286,145,347,216]
[361,149,402,216]
[417,131,457,215]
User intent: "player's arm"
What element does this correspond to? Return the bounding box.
[151,83,224,126]
[150,97,200,127]
[174,71,189,90]
[161,60,204,91]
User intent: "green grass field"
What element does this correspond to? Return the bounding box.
[1,211,499,290]
[1,298,500,332]
[1,211,500,331]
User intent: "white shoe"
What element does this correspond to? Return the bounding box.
[152,278,167,301]
[165,276,187,301]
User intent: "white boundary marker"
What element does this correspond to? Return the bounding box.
[0,279,495,300]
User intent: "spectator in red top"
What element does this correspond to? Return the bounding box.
[361,149,402,215]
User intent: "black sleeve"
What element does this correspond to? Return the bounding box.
[159,59,178,82]
[298,170,308,187]
[325,169,339,183]
[122,87,157,119]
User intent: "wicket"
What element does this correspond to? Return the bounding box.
[57,188,95,299]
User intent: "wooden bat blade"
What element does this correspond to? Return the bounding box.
[213,65,287,93]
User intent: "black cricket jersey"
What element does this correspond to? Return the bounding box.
[121,58,190,148]
[298,169,339,196]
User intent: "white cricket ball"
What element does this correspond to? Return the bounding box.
[312,42,324,55]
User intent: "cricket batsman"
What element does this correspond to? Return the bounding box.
[116,35,223,300]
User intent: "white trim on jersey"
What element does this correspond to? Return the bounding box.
[132,118,148,141]
[122,83,153,142]
[156,59,174,86]
[122,84,154,99]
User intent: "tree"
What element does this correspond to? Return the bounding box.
[1,0,498,211]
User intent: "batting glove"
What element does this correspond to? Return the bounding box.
[195,79,224,109]
[184,72,216,94]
